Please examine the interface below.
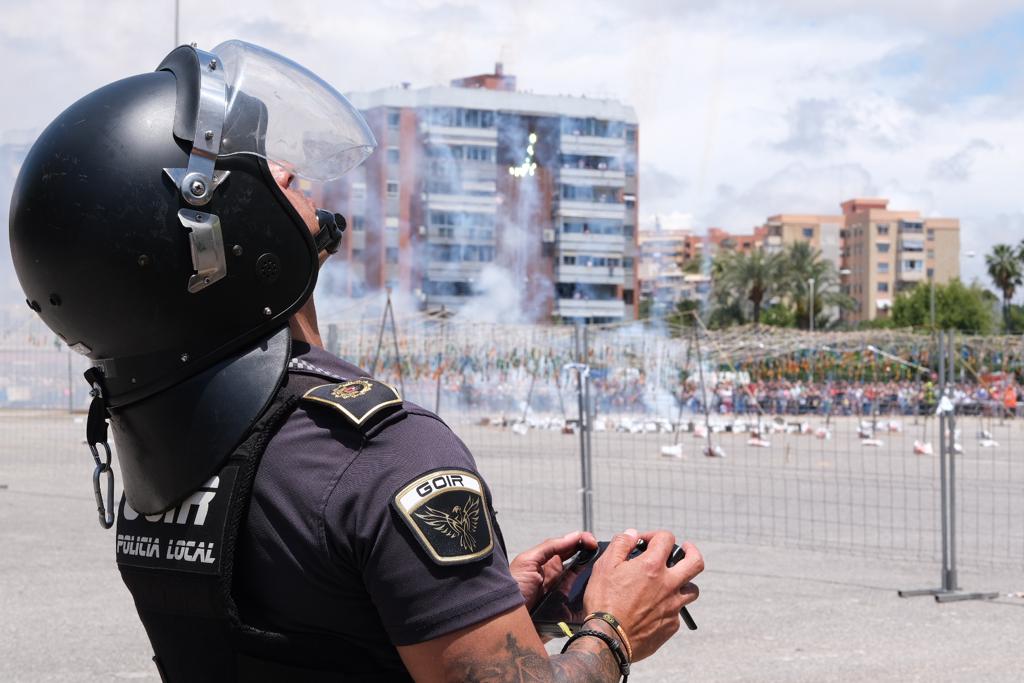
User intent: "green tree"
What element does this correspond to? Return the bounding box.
[711,249,783,327]
[761,303,796,327]
[781,242,855,329]
[890,279,995,334]
[985,244,1022,330]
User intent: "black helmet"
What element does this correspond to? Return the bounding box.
[9,41,375,513]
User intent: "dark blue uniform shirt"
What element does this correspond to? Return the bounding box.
[234,342,523,672]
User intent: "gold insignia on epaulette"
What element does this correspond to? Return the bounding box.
[302,379,402,426]
[332,380,372,400]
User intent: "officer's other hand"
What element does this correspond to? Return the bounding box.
[509,530,598,610]
[583,529,703,662]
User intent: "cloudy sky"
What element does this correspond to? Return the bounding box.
[2,0,1023,310]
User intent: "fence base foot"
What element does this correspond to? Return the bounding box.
[898,588,947,598]
[934,591,999,603]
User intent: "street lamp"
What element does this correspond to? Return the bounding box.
[808,277,815,333]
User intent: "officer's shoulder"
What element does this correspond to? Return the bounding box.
[299,377,450,438]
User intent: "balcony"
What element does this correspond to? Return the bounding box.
[556,200,625,221]
[898,269,926,282]
[558,231,625,252]
[556,264,625,286]
[424,193,498,213]
[427,261,485,281]
[556,298,625,319]
[560,134,626,157]
[420,123,498,146]
[558,166,626,186]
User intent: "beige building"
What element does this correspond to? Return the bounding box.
[763,214,844,274]
[840,198,960,323]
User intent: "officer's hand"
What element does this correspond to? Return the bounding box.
[509,530,598,610]
[583,529,703,662]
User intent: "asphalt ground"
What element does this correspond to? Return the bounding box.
[2,411,1022,681]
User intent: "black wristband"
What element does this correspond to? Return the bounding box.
[561,628,631,681]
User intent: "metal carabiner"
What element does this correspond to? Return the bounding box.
[89,440,115,529]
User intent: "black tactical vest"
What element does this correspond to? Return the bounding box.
[115,370,412,682]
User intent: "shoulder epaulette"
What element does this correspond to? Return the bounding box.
[301,378,403,429]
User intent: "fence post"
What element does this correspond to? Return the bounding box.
[66,344,73,413]
[899,330,998,603]
[326,323,339,357]
[583,325,594,533]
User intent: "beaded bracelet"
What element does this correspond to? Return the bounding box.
[560,628,630,681]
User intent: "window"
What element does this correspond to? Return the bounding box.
[877,223,890,235]
[563,255,577,265]
[623,289,634,305]
[901,239,924,252]
[352,215,365,231]
[351,183,366,200]
[927,250,935,259]
[899,220,924,233]
[351,248,363,258]
[927,268,935,278]
[561,184,620,203]
[877,243,890,253]
[878,282,889,293]
[387,110,400,130]
[386,181,399,197]
[385,247,399,264]
[429,244,461,262]
[623,257,634,268]
[623,225,635,237]
[386,147,400,164]
[878,262,890,274]
[561,219,622,235]
[902,260,923,272]
[428,107,495,129]
[927,229,935,240]
[802,228,814,238]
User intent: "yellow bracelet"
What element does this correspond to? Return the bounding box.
[584,611,633,662]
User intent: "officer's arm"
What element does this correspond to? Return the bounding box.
[397,604,620,682]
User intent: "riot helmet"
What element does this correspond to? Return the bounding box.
[9,40,375,514]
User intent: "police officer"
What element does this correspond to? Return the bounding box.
[9,40,703,681]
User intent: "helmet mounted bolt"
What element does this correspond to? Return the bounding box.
[209,58,217,70]
[204,130,214,141]
[190,179,207,197]
[180,353,189,363]
[232,244,243,257]
[263,307,272,316]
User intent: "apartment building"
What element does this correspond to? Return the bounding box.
[637,222,711,304]
[840,198,959,323]
[326,64,640,323]
[762,214,844,274]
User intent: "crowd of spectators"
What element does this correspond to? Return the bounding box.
[680,379,1021,418]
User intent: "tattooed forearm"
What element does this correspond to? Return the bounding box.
[447,633,620,683]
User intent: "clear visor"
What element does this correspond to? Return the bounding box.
[213,40,376,182]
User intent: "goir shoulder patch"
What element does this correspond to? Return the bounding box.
[391,469,495,566]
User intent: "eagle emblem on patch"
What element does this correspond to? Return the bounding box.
[392,469,494,565]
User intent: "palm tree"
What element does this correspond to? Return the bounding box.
[986,244,1022,330]
[712,248,783,326]
[782,242,853,329]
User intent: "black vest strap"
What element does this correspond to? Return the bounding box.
[116,371,411,682]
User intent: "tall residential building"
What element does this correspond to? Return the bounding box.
[637,222,710,304]
[327,64,640,323]
[840,198,960,323]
